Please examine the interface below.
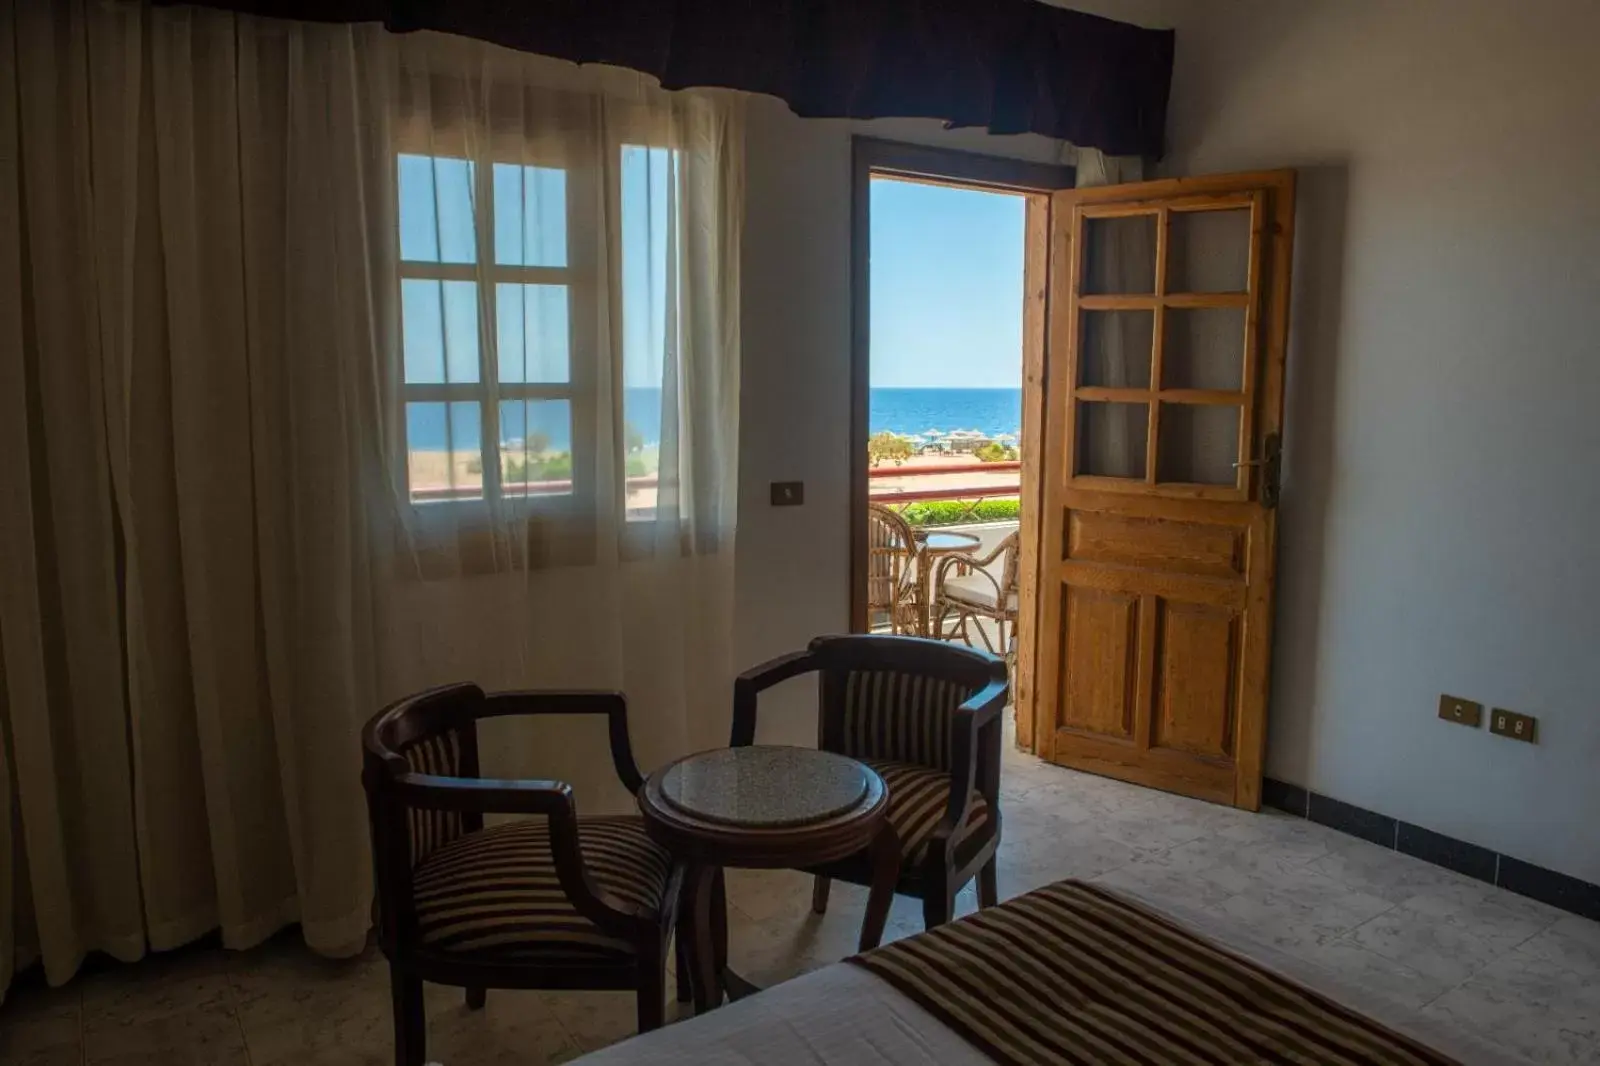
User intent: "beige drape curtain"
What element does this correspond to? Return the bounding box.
[0,1,742,999]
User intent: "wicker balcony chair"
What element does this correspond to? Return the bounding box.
[731,635,1009,930]
[362,685,682,1066]
[867,503,921,634]
[932,531,1020,684]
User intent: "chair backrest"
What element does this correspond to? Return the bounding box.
[866,504,915,614]
[363,683,485,870]
[996,531,1022,603]
[811,635,1005,772]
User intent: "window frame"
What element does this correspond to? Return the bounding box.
[395,138,600,530]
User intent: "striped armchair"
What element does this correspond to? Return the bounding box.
[731,635,1008,930]
[362,685,682,1066]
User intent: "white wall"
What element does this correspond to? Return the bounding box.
[734,0,1600,884]
[1159,0,1600,882]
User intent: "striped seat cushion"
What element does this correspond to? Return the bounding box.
[867,759,991,865]
[412,815,672,964]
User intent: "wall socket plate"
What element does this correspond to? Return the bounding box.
[1437,694,1483,728]
[1489,708,1537,744]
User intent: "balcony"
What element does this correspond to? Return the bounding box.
[868,457,1018,655]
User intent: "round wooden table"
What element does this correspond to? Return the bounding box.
[913,529,982,636]
[638,746,898,1012]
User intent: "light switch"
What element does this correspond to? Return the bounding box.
[770,481,804,507]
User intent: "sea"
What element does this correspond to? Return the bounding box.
[408,386,1023,451]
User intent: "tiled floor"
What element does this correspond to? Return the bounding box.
[5,731,1599,1065]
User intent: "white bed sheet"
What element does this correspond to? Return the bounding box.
[575,890,1532,1066]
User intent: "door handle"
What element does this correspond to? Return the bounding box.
[1233,433,1281,507]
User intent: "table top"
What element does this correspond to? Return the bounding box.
[659,746,871,828]
[640,746,889,868]
[917,530,982,553]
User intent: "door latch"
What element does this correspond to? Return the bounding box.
[1233,433,1282,507]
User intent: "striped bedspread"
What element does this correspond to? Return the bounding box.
[848,880,1458,1066]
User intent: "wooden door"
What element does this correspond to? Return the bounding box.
[1031,172,1296,809]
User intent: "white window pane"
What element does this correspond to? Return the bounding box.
[407,401,483,503]
[398,154,476,264]
[402,280,480,385]
[495,283,569,384]
[621,145,676,520]
[493,163,567,267]
[498,399,573,497]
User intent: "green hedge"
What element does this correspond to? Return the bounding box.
[895,498,1019,528]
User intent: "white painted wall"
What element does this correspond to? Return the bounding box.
[1154,0,1600,883]
[733,0,1600,883]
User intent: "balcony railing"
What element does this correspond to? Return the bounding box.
[869,460,1020,525]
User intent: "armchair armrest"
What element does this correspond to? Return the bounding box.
[481,690,643,795]
[392,771,653,927]
[926,675,1010,862]
[731,650,818,747]
[932,545,1007,599]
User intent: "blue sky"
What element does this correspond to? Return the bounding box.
[869,177,1026,390]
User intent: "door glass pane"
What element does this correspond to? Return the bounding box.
[1080,310,1153,388]
[402,279,480,385]
[495,283,569,383]
[1163,307,1245,391]
[1076,402,1148,479]
[407,401,482,503]
[1083,214,1157,294]
[398,154,476,264]
[1167,208,1250,293]
[1156,404,1240,485]
[498,399,574,497]
[493,163,568,267]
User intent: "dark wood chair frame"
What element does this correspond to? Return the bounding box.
[731,634,1009,930]
[362,684,684,1066]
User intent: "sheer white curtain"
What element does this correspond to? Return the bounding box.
[0,2,741,998]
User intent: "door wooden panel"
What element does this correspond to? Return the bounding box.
[1030,172,1295,809]
[1153,600,1238,760]
[1060,586,1139,739]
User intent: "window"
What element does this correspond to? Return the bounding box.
[397,145,678,524]
[398,151,587,514]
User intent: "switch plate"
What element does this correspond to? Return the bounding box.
[1489,708,1537,744]
[770,481,804,507]
[1437,694,1483,728]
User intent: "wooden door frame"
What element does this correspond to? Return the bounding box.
[848,137,1073,751]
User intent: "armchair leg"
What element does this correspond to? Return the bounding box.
[922,877,955,931]
[388,968,425,1066]
[675,934,693,1003]
[637,940,667,1032]
[979,858,999,909]
[465,986,486,1010]
[812,875,831,914]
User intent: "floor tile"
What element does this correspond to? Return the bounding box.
[80,946,231,1029]
[0,983,82,1066]
[1423,952,1600,1064]
[1346,900,1533,986]
[1293,938,1454,1011]
[83,1001,248,1065]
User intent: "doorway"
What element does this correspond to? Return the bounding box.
[848,140,1074,750]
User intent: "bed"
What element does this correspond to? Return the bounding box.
[574,880,1530,1066]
